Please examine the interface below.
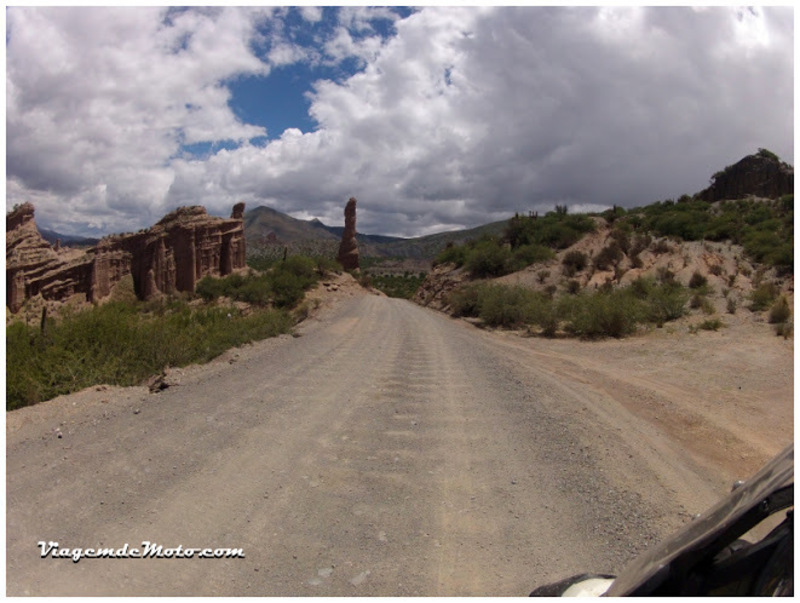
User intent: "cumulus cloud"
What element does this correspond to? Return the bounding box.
[6,6,794,238]
[6,6,271,233]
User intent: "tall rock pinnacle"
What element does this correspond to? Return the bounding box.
[337,197,360,271]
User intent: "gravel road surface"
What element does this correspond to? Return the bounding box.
[7,294,730,596]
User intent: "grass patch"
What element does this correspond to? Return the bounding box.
[6,301,293,411]
[690,318,724,333]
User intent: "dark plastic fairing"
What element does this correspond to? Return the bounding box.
[606,444,793,596]
[528,444,793,597]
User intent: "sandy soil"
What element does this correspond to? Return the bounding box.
[5,276,793,596]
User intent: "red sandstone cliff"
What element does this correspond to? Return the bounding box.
[6,203,247,313]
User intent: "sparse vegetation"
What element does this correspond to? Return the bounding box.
[775,321,793,339]
[6,301,293,411]
[463,237,514,278]
[7,254,336,411]
[768,295,791,324]
[559,289,642,339]
[562,250,588,277]
[198,255,322,309]
[435,207,592,278]
[749,282,780,312]
[620,195,793,274]
[446,276,690,339]
[688,271,708,289]
[691,318,724,332]
[369,272,427,299]
[593,243,623,271]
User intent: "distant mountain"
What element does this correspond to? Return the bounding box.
[244,204,506,260]
[244,206,339,246]
[319,223,407,245]
[38,228,100,248]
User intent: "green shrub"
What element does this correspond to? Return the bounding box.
[510,243,554,270]
[750,282,779,311]
[6,302,293,411]
[562,250,588,276]
[448,284,484,317]
[610,227,632,255]
[696,318,724,332]
[235,275,273,306]
[434,242,468,268]
[629,233,652,257]
[478,285,537,327]
[560,290,642,339]
[690,293,707,311]
[643,282,689,325]
[464,239,513,278]
[504,212,595,250]
[629,276,655,299]
[768,295,791,324]
[775,321,793,339]
[656,267,676,284]
[314,256,342,274]
[448,283,556,330]
[593,243,623,271]
[688,271,708,289]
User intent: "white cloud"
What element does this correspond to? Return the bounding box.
[6,6,269,231]
[6,6,794,238]
[298,6,323,24]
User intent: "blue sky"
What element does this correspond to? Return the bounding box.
[225,7,414,145]
[5,6,794,238]
[180,8,414,160]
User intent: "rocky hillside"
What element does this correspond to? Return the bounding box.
[7,202,247,319]
[415,150,793,336]
[698,148,793,202]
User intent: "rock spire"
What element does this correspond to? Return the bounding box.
[336,197,360,271]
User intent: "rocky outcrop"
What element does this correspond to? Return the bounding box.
[110,205,247,299]
[336,197,360,270]
[698,150,793,202]
[6,203,63,313]
[413,262,470,312]
[6,203,247,313]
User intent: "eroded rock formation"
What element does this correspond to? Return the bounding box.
[336,197,360,270]
[6,203,247,313]
[698,151,794,202]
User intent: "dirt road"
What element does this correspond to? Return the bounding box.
[5,292,789,596]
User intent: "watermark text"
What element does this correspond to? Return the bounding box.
[37,541,245,563]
